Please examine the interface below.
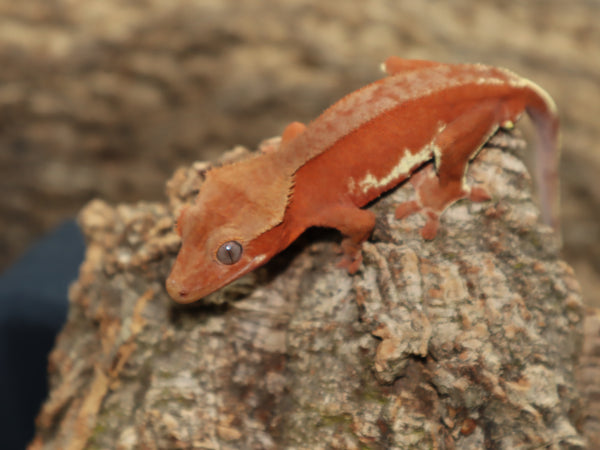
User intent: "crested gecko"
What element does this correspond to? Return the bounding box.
[167,56,559,303]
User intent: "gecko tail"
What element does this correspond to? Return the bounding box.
[523,81,561,236]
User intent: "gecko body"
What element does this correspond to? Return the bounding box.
[167,57,559,303]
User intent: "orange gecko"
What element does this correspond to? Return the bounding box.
[166,57,559,303]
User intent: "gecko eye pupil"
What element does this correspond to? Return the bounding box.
[216,241,243,265]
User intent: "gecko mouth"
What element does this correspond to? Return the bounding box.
[166,255,267,303]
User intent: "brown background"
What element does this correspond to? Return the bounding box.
[0,0,598,306]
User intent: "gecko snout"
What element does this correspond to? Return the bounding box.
[165,277,190,303]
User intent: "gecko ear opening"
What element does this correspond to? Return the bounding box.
[216,241,243,265]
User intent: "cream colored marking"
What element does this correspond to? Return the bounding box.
[476,76,505,86]
[499,68,558,115]
[358,147,432,194]
[432,122,446,172]
[432,144,442,173]
[501,120,514,130]
[519,77,558,115]
[347,177,356,194]
[253,254,267,265]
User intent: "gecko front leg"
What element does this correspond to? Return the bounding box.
[259,121,307,153]
[313,204,376,273]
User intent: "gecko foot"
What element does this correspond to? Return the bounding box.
[393,164,493,240]
[336,254,363,274]
[395,199,441,240]
[394,200,421,219]
[336,239,364,274]
[421,211,441,240]
[468,185,492,202]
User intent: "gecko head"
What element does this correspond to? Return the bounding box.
[165,164,290,304]
[166,202,272,304]
[166,204,274,303]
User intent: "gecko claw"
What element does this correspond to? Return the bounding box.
[336,254,363,274]
[469,185,492,202]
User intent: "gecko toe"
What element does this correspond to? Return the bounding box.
[420,212,441,240]
[469,185,492,202]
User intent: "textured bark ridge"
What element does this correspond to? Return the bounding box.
[579,308,600,447]
[30,133,586,449]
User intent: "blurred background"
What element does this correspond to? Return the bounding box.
[0,0,598,447]
[0,0,598,305]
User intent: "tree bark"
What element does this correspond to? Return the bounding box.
[579,308,600,448]
[30,132,586,449]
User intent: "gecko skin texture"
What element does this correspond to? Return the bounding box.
[166,56,560,303]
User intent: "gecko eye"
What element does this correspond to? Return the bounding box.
[216,241,243,265]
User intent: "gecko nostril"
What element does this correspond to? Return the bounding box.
[166,277,189,301]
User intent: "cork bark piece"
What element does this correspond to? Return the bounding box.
[30,133,586,449]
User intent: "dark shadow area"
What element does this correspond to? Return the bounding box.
[0,221,84,449]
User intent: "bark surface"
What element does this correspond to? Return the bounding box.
[30,133,586,449]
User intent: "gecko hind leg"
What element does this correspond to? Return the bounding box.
[394,167,491,239]
[394,101,503,239]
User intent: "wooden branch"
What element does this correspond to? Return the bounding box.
[30,132,586,449]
